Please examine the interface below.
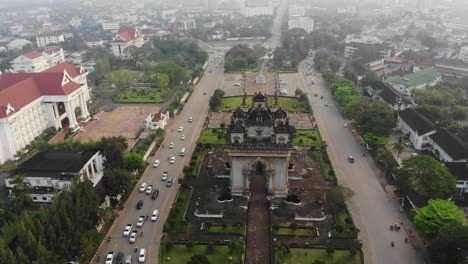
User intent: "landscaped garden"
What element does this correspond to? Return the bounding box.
[216,96,309,113]
[204,223,245,235]
[294,130,323,146]
[160,242,236,264]
[276,247,362,264]
[310,150,335,182]
[113,88,171,103]
[199,129,227,145]
[331,210,359,239]
[272,225,316,237]
[163,187,192,233]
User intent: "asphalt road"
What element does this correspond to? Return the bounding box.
[298,57,422,264]
[93,52,225,264]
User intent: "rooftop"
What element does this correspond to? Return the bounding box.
[15,150,99,179]
[398,108,435,135]
[430,128,468,161]
[445,162,468,181]
[385,67,441,87]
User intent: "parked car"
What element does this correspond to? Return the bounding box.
[139,183,147,193]
[348,156,355,163]
[151,189,159,200]
[145,185,153,195]
[115,252,124,264]
[123,224,133,237]
[136,200,144,209]
[153,159,160,168]
[324,102,328,106]
[151,210,159,222]
[138,248,146,263]
[136,216,145,228]
[129,231,137,243]
[181,135,185,140]
[169,142,174,149]
[125,255,132,264]
[178,126,184,132]
[188,117,193,122]
[344,123,348,128]
[105,252,114,264]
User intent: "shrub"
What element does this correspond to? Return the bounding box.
[334,225,344,233]
[326,246,335,255]
[207,243,214,253]
[165,241,174,251]
[345,217,353,225]
[205,222,212,229]
[290,222,297,230]
[186,241,193,248]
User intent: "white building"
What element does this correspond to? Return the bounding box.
[111,28,144,58]
[241,0,274,17]
[289,5,305,17]
[144,112,168,130]
[36,33,65,48]
[69,17,82,28]
[101,21,120,32]
[5,150,104,203]
[460,45,468,63]
[427,128,468,162]
[175,20,196,31]
[288,17,314,33]
[397,108,436,150]
[11,48,65,73]
[0,62,91,164]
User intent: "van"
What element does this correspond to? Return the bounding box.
[180,147,186,157]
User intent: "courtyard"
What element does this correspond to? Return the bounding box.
[73,105,159,151]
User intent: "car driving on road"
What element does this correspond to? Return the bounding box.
[138,248,146,263]
[105,252,114,264]
[139,183,147,192]
[153,159,160,168]
[151,209,159,222]
[129,230,137,243]
[145,185,153,195]
[136,216,145,227]
[151,189,159,200]
[136,200,143,209]
[169,157,176,164]
[123,224,133,237]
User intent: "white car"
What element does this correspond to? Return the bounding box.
[123,224,133,237]
[153,159,160,168]
[138,248,146,263]
[136,216,145,228]
[178,126,184,132]
[105,252,114,264]
[188,117,193,122]
[169,142,174,149]
[169,157,176,164]
[181,135,185,140]
[151,210,159,222]
[161,173,168,181]
[139,183,147,192]
[145,185,153,195]
[344,123,348,128]
[129,230,137,243]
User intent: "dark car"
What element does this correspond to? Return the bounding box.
[151,189,159,200]
[115,252,124,264]
[136,200,144,209]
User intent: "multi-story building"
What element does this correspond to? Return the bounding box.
[11,48,65,73]
[385,67,442,96]
[289,5,305,17]
[0,62,91,164]
[111,28,144,58]
[101,21,120,32]
[175,20,197,31]
[344,34,383,59]
[288,17,314,33]
[5,150,104,203]
[241,0,274,17]
[36,32,65,48]
[460,45,468,63]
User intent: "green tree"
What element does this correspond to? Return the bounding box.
[375,148,399,176]
[363,133,388,150]
[97,136,128,169]
[188,254,210,264]
[124,152,146,173]
[8,175,32,213]
[415,199,465,239]
[101,169,133,197]
[94,57,111,81]
[397,156,456,204]
[392,135,405,162]
[428,224,468,264]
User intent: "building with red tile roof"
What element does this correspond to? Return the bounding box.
[111,27,144,58]
[0,62,91,164]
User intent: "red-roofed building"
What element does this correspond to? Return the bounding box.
[144,111,168,130]
[11,48,65,73]
[111,28,144,58]
[0,62,91,164]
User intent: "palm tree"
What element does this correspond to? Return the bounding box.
[392,135,406,163]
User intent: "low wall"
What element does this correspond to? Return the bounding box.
[295,215,326,222]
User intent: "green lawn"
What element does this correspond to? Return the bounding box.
[199,129,227,144]
[113,88,171,103]
[161,243,234,264]
[163,188,192,233]
[294,130,323,146]
[205,224,245,235]
[272,227,316,237]
[216,96,309,113]
[331,210,359,239]
[279,248,362,264]
[310,150,335,182]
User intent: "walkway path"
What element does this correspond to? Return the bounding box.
[245,175,270,264]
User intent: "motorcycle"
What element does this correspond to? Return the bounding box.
[391,241,395,247]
